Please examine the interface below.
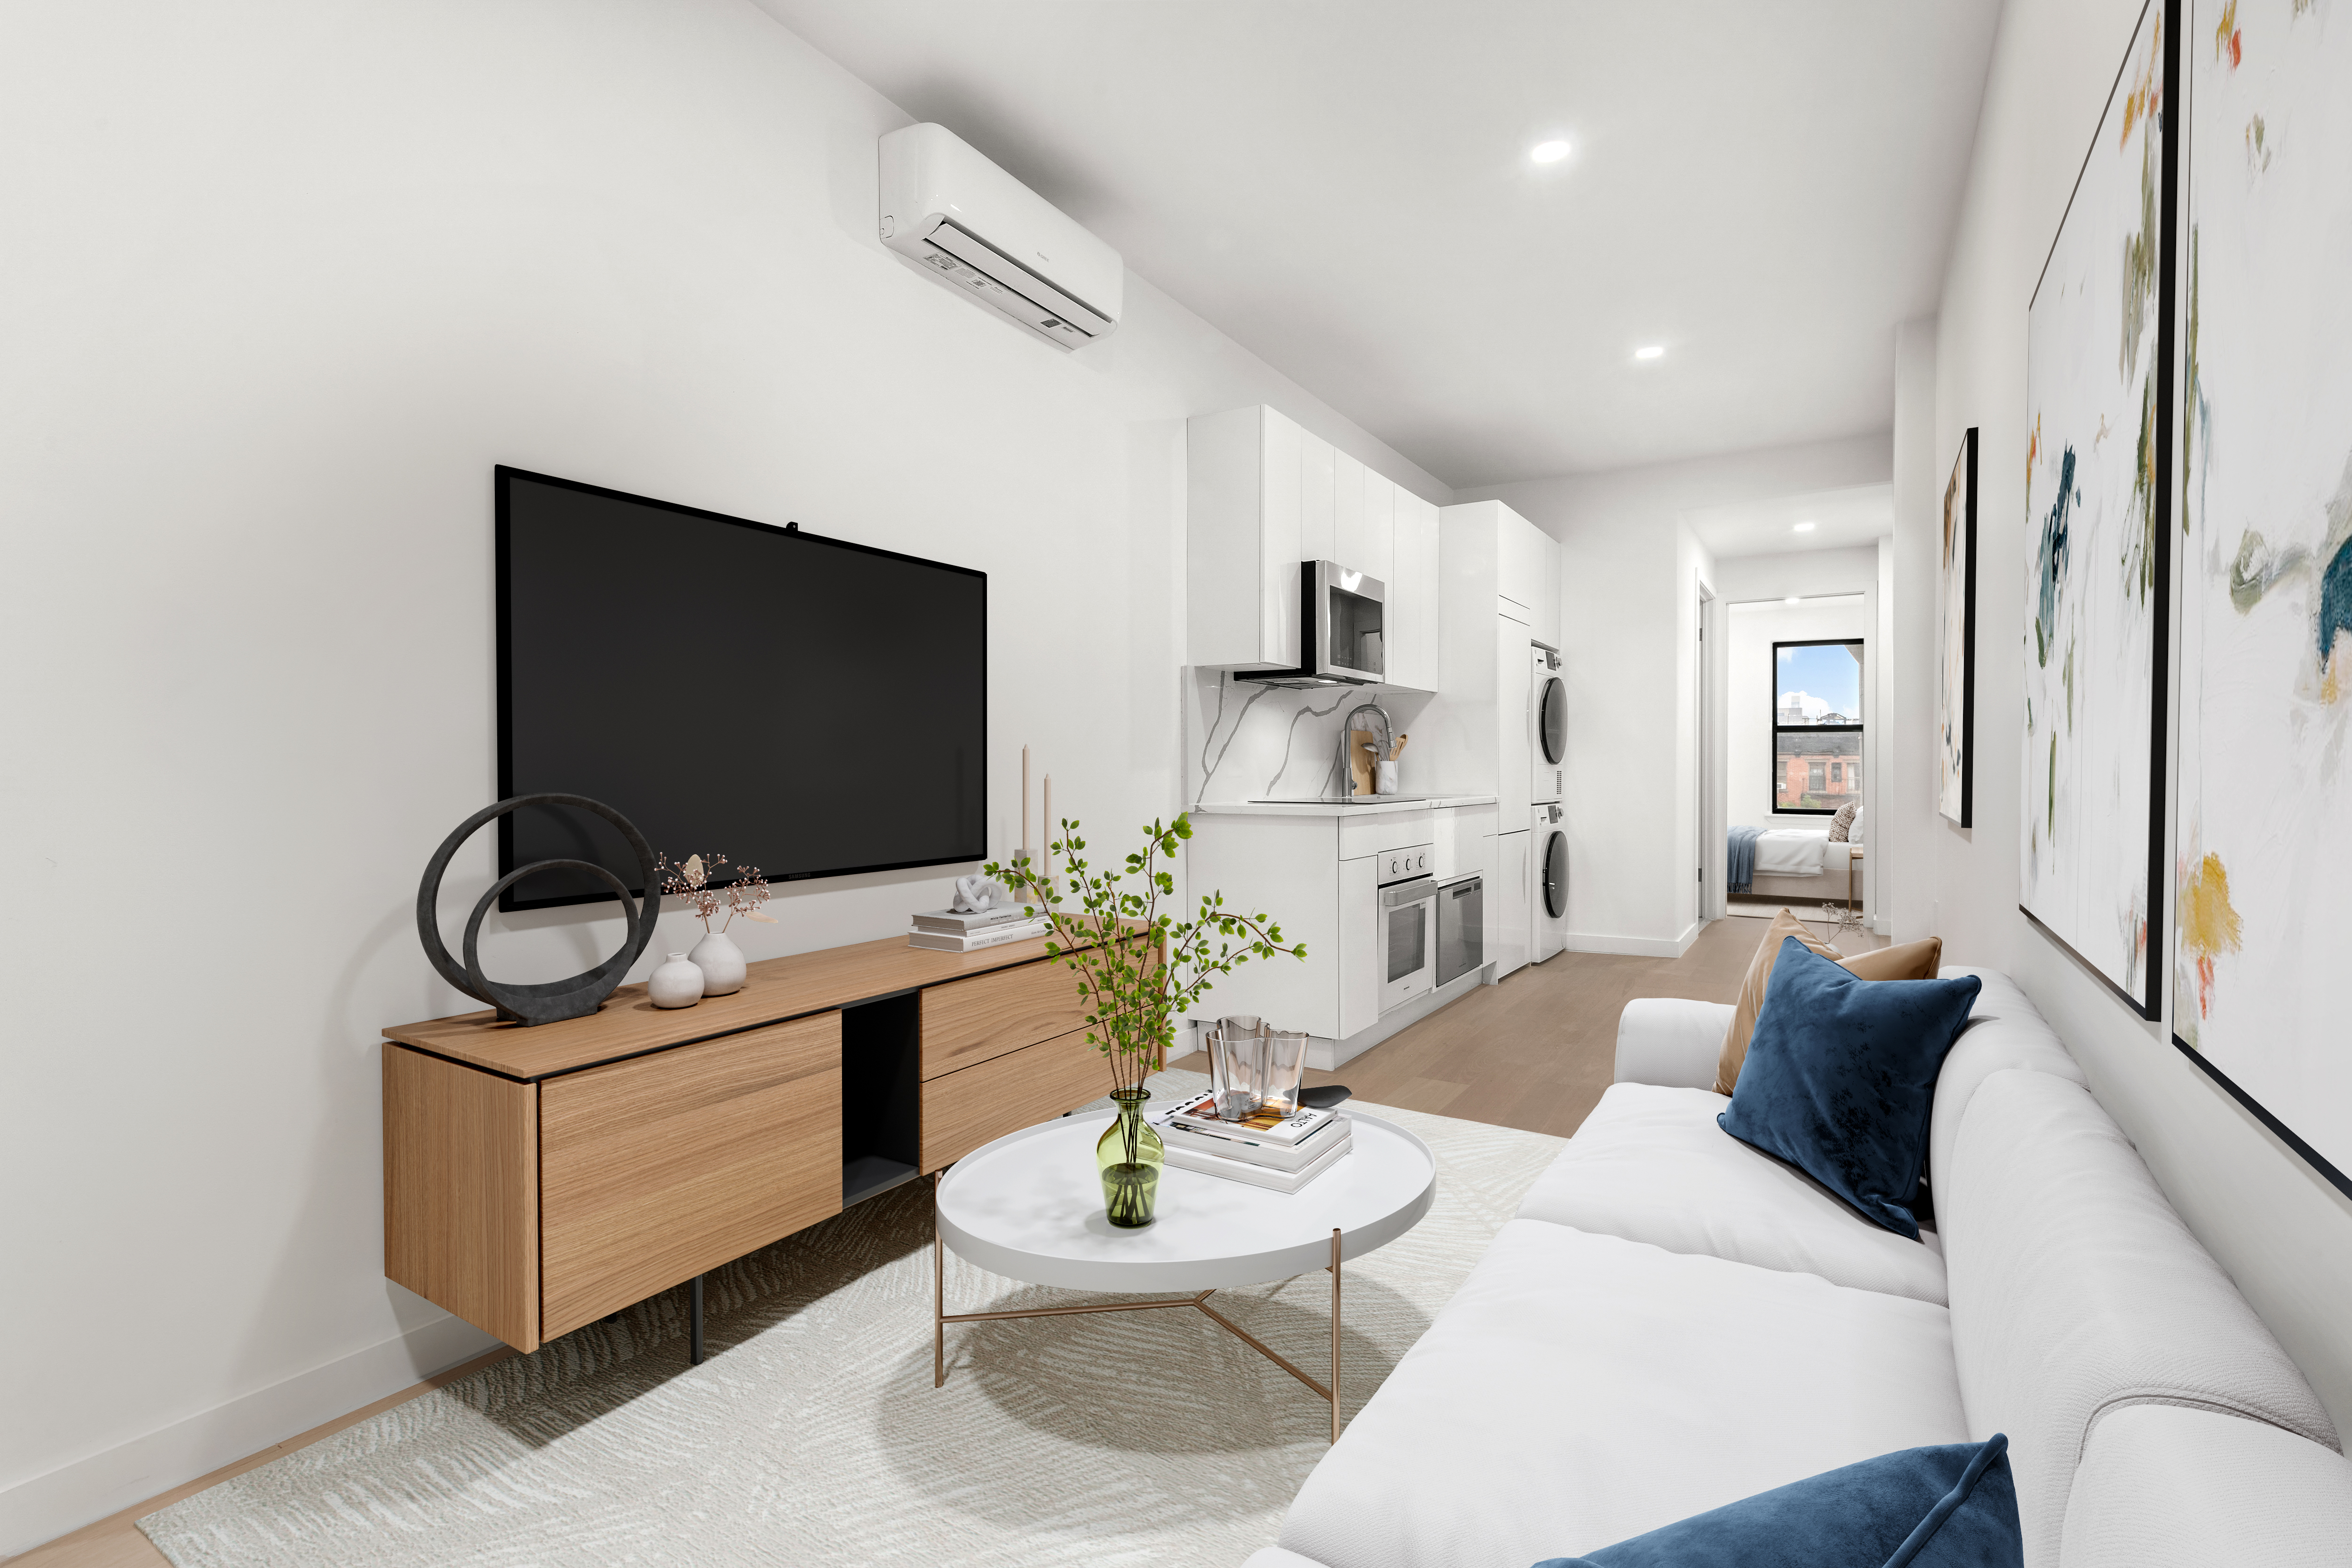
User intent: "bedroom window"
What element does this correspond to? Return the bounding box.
[1774,638,1863,814]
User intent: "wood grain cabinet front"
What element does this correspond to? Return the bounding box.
[919,958,1091,1079]
[921,1025,1110,1172]
[538,1012,842,1339]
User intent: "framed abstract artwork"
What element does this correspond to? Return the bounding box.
[1938,428,1978,827]
[2172,0,2352,1196]
[2021,0,2177,1019]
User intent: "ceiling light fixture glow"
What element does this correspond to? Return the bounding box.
[1530,140,1572,164]
[1793,521,1817,532]
[1634,344,1665,361]
[1784,596,1802,606]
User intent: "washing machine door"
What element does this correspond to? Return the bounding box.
[1542,828,1569,920]
[1537,675,1567,765]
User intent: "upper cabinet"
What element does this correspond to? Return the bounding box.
[1186,405,1441,691]
[1495,507,1561,647]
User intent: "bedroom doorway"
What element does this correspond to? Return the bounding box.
[1721,593,1869,937]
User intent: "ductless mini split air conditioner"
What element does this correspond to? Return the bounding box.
[877,122,1123,351]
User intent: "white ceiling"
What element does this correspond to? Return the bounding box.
[1685,482,1893,558]
[754,0,2000,488]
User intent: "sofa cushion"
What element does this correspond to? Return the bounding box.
[1518,1083,1948,1305]
[1274,1220,1968,1568]
[1926,969,2083,1201]
[1942,1069,2337,1567]
[1617,997,1739,1090]
[1720,942,1980,1238]
[1716,918,1945,1095]
[2058,1405,2352,1568]
[1533,1434,2021,1568]
[1241,1552,1332,1568]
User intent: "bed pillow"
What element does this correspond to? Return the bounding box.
[1829,801,1859,842]
[1713,916,1945,1096]
[1718,939,1981,1238]
[1531,1434,2020,1568]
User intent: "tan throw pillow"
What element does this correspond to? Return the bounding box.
[1828,801,1859,842]
[1712,916,1946,1096]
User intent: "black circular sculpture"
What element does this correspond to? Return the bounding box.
[416,794,660,1026]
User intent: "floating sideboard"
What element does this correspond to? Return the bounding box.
[382,930,1143,1353]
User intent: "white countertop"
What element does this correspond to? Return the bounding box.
[1186,794,1498,818]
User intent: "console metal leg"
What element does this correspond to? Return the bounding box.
[690,1274,704,1366]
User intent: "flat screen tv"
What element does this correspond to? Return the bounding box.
[495,466,986,911]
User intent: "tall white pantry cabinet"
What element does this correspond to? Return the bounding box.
[1186,405,1442,690]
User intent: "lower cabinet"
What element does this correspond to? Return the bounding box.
[539,1014,842,1340]
[920,1025,1108,1172]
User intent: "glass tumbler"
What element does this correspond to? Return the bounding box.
[1257,1030,1311,1117]
[1209,1016,1266,1121]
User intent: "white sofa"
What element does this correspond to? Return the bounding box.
[1243,969,2352,1568]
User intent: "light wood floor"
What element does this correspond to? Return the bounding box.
[10,910,1873,1567]
[1179,907,1883,1139]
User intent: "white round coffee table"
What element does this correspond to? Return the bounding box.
[931,1109,1436,1441]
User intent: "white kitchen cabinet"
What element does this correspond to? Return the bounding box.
[1432,802,1496,882]
[1493,829,1531,978]
[1189,406,1438,685]
[1333,451,1364,574]
[1183,813,1343,1035]
[1351,467,1395,587]
[1299,434,1335,567]
[1185,406,1302,670]
[1499,607,1533,824]
[1532,528,1561,648]
[1336,854,1379,1039]
[1387,487,1440,691]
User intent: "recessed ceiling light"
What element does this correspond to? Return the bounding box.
[1530,140,1572,164]
[1793,521,1817,533]
[1784,596,1802,606]
[1634,345,1665,361]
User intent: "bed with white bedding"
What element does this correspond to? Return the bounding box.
[1726,825,1864,901]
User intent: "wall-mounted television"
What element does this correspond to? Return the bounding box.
[495,466,986,911]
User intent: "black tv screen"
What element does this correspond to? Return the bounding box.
[495,467,986,911]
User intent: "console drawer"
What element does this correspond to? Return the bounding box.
[922,1026,1108,1171]
[921,957,1091,1079]
[539,1013,841,1339]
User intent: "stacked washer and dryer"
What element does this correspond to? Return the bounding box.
[1530,646,1570,963]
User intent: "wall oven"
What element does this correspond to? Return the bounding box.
[1379,872,1436,1012]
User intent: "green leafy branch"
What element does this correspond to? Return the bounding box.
[984,812,1304,1100]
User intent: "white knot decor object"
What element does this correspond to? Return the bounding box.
[951,875,1009,913]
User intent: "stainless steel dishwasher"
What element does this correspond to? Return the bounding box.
[1436,875,1484,987]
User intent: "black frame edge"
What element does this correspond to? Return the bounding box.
[2171,1034,2352,1203]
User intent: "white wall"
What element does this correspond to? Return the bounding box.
[1460,433,1890,951]
[1920,0,2352,1433]
[0,1,1446,1550]
[1724,595,1870,829]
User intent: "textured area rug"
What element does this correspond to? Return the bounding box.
[140,1074,1565,1567]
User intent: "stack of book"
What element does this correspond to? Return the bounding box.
[1152,1092,1351,1193]
[906,903,1049,952]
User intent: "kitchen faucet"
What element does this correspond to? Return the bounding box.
[1339,700,1394,797]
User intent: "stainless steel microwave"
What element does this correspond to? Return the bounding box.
[1237,560,1386,687]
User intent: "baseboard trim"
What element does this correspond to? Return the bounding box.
[1559,925,1700,959]
[0,1309,501,1557]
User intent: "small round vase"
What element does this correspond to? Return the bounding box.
[689,931,747,997]
[1095,1088,1164,1229]
[649,952,705,1009]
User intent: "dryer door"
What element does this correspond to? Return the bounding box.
[1542,828,1569,920]
[1537,675,1566,764]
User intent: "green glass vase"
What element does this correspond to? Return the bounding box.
[1096,1088,1164,1228]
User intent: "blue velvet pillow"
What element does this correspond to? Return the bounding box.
[1533,1433,2022,1568]
[1717,938,1980,1238]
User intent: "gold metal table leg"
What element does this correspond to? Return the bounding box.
[931,1183,1349,1440]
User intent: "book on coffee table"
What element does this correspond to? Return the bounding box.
[1161,1092,1336,1146]
[1163,1128,1353,1194]
[1157,1113,1346,1172]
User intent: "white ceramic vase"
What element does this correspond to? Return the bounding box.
[649,952,705,1009]
[689,931,747,997]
